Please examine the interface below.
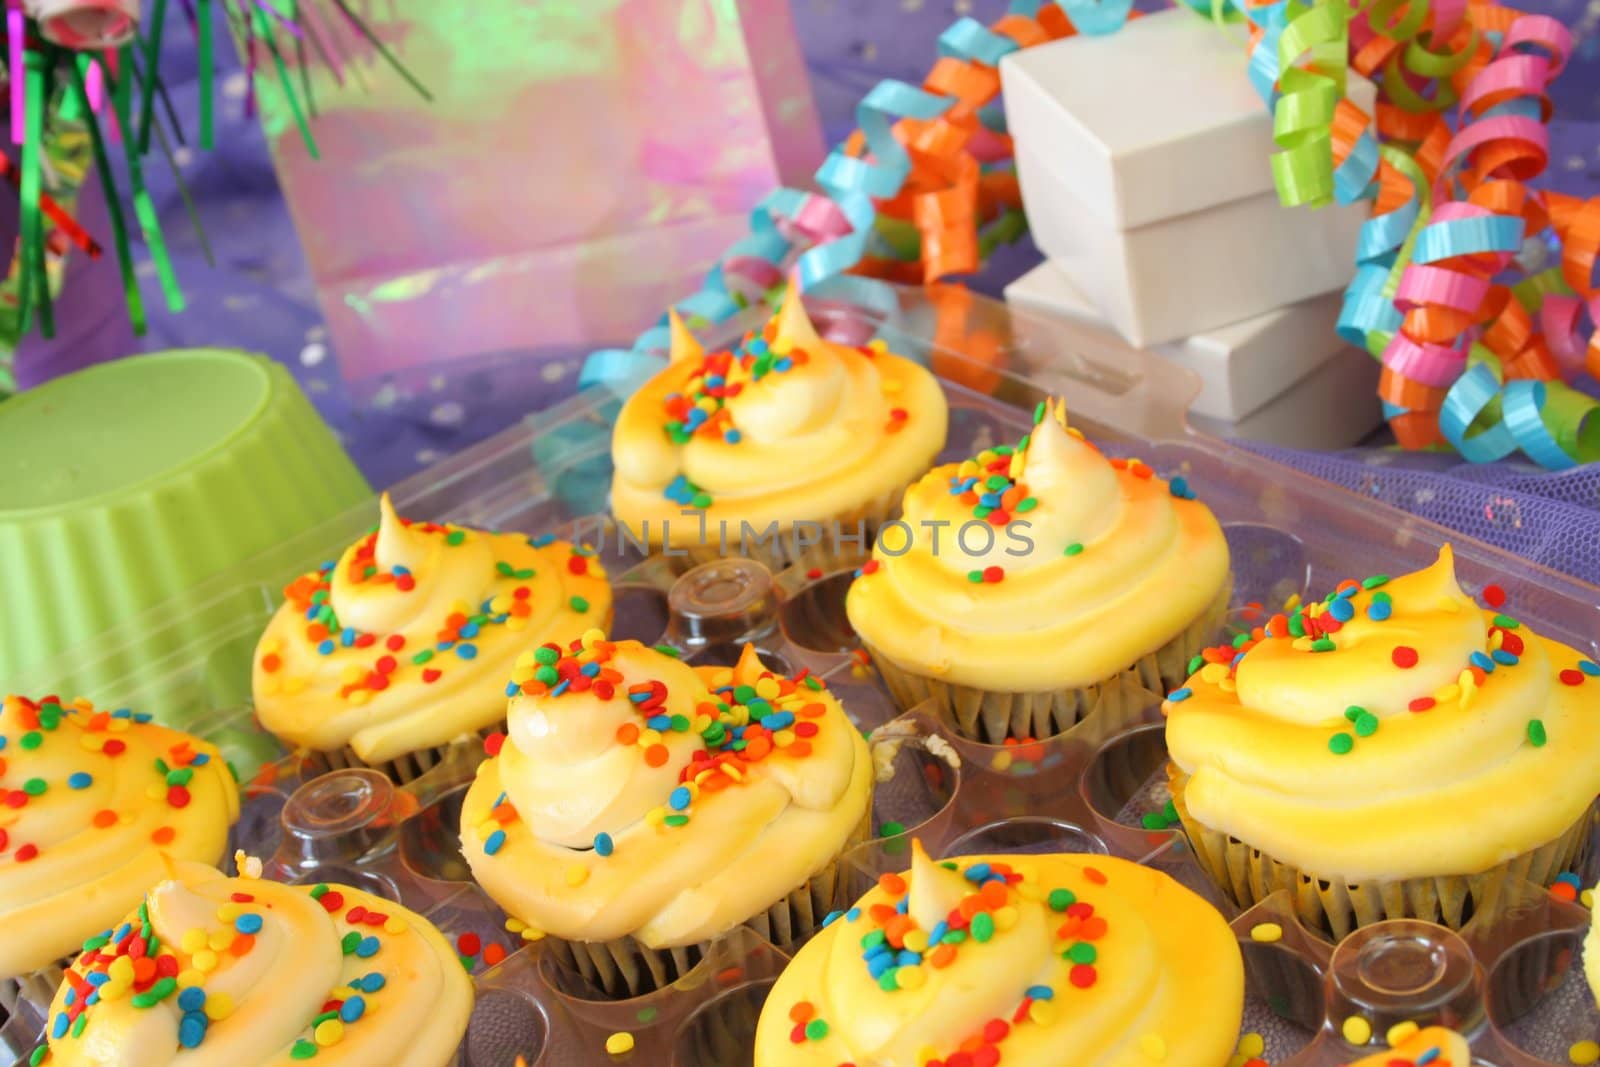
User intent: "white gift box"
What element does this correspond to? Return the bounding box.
[1005,260,1382,448]
[1001,10,1376,347]
[1188,350,1383,450]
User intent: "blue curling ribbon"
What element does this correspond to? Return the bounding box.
[579,185,815,389]
[1355,194,1422,264]
[1502,380,1579,470]
[817,81,951,200]
[1333,127,1380,205]
[1056,0,1135,35]
[940,18,1022,65]
[801,81,952,292]
[1439,362,1518,462]
[1410,215,1524,264]
[1338,266,1405,345]
[1242,3,1290,74]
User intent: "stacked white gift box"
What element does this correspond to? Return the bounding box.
[998,9,1384,448]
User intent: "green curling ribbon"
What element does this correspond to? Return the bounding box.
[1382,48,1459,112]
[20,50,53,338]
[1512,267,1574,312]
[1378,148,1432,306]
[110,46,184,313]
[73,58,145,335]
[198,0,215,149]
[137,0,169,154]
[1269,0,1350,207]
[1402,28,1478,81]
[1539,382,1600,463]
[251,5,318,159]
[1367,0,1429,44]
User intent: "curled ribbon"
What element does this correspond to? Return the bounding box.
[585,0,1600,472]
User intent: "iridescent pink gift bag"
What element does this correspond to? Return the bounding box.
[254,0,824,380]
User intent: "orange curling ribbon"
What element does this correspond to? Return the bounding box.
[839,2,1077,287]
[1545,192,1600,380]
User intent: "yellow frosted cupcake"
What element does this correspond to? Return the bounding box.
[1166,546,1600,939]
[753,842,1243,1066]
[35,861,472,1066]
[847,399,1231,743]
[252,493,613,780]
[1343,1026,1471,1065]
[460,637,872,997]
[0,696,238,1005]
[610,287,948,572]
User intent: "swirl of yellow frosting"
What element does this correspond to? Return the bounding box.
[38,861,472,1067]
[1341,1026,1471,1066]
[846,400,1230,691]
[460,637,871,947]
[0,696,238,980]
[753,843,1243,1066]
[1165,546,1600,882]
[610,287,947,548]
[252,494,613,764]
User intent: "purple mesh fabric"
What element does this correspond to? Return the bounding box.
[1242,443,1600,585]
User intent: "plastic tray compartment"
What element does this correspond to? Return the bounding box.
[5,286,1600,1067]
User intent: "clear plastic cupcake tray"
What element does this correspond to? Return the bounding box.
[5,286,1600,1066]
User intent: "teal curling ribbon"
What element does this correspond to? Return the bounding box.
[1243,3,1289,106]
[578,187,815,390]
[1439,360,1518,462]
[801,80,954,291]
[1055,0,1136,35]
[1337,149,1428,346]
[1411,216,1525,264]
[940,17,1022,64]
[1333,125,1381,204]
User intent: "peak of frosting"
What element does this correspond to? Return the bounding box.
[372,492,433,574]
[905,840,971,928]
[668,308,705,365]
[772,283,822,354]
[1217,546,1490,724]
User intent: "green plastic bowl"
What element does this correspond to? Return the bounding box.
[0,349,371,707]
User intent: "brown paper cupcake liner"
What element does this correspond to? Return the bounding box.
[297,720,504,786]
[1168,766,1597,942]
[1,958,67,1021]
[865,576,1231,745]
[538,812,868,1000]
[682,479,908,576]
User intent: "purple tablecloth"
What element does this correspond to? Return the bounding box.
[14,0,1600,581]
